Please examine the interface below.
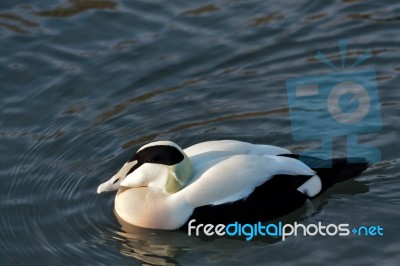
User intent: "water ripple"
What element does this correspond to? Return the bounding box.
[0,11,39,35]
[36,0,118,18]
[1,0,400,264]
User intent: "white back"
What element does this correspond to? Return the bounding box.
[173,154,315,207]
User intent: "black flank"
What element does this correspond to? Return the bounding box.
[180,174,310,228]
[180,153,368,228]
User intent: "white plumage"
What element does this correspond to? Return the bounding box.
[177,153,315,207]
[97,140,366,230]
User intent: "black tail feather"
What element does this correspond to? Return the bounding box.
[278,154,369,194]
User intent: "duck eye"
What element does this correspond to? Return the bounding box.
[113,178,120,184]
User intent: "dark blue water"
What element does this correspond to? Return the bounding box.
[1,0,399,265]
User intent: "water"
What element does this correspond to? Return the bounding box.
[1,0,399,265]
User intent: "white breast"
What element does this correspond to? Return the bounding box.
[115,187,193,230]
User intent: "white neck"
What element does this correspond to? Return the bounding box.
[119,151,193,194]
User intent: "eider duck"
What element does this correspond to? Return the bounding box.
[97,140,368,230]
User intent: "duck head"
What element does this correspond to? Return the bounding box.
[97,141,193,194]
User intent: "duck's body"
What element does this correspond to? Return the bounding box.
[97,140,368,230]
